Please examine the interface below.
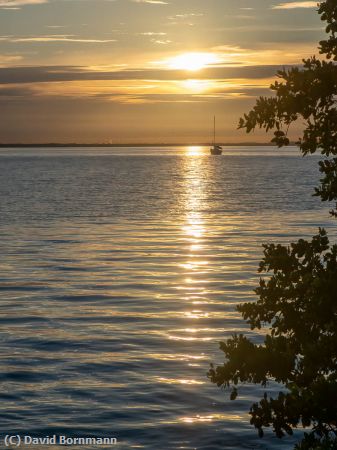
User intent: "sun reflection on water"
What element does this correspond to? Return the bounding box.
[155,377,205,385]
[186,146,203,156]
[180,414,245,424]
[180,155,210,316]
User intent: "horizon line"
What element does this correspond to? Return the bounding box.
[0,142,291,148]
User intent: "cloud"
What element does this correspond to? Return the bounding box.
[45,25,66,29]
[131,0,168,4]
[0,34,116,43]
[0,76,272,104]
[0,85,34,96]
[0,0,48,7]
[0,54,23,65]
[168,13,203,19]
[151,39,171,44]
[211,43,316,66]
[272,1,318,9]
[139,32,167,36]
[0,64,294,85]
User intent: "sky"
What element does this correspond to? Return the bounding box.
[0,0,326,143]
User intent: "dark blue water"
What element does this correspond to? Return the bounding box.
[0,146,334,449]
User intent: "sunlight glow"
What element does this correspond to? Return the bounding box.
[180,414,245,424]
[183,217,205,238]
[168,52,218,71]
[155,377,204,385]
[182,79,212,93]
[186,146,202,156]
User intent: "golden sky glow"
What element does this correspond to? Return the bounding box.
[0,0,324,143]
[166,52,219,71]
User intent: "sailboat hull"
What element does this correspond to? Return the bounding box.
[210,146,222,155]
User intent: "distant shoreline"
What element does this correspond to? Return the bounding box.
[0,142,286,148]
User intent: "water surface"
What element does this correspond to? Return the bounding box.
[0,146,335,449]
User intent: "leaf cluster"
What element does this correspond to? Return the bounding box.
[319,0,337,60]
[210,3,337,448]
[208,230,337,446]
[238,1,337,215]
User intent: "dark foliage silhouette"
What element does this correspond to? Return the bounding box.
[209,2,337,448]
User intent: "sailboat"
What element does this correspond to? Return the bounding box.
[210,116,223,155]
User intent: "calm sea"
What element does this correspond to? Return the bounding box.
[0,146,335,449]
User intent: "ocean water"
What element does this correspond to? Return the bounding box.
[0,146,335,450]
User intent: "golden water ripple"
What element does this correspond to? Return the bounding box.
[0,146,334,449]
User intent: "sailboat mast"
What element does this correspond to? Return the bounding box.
[210,115,222,155]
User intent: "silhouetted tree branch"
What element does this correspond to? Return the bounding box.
[238,1,337,216]
[209,2,337,448]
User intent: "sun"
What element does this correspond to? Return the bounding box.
[168,52,218,71]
